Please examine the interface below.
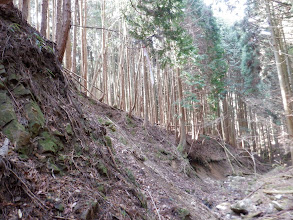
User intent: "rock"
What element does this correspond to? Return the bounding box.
[216,202,231,211]
[0,90,9,104]
[24,101,45,135]
[0,64,5,75]
[275,194,282,200]
[230,199,251,215]
[39,138,58,154]
[65,123,73,136]
[0,102,17,127]
[0,81,5,89]
[3,120,31,148]
[13,84,31,97]
[7,68,20,82]
[272,201,284,211]
[38,132,64,154]
[54,202,64,212]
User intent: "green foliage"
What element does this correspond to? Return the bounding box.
[8,23,21,33]
[125,0,196,66]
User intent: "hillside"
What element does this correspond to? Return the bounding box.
[1,5,293,220]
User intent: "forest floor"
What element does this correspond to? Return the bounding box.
[0,5,293,220]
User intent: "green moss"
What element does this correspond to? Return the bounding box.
[3,120,31,147]
[126,116,135,127]
[125,168,137,186]
[104,136,112,148]
[48,162,62,174]
[177,208,191,220]
[97,184,106,194]
[65,123,73,136]
[24,101,45,135]
[39,139,57,154]
[134,191,147,209]
[109,125,116,132]
[96,160,108,177]
[38,132,64,154]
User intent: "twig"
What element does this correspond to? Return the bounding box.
[52,216,75,220]
[243,148,257,177]
[8,167,48,210]
[146,189,162,220]
[243,183,265,199]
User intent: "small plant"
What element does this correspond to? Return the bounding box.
[8,23,21,33]
[125,168,137,186]
[46,68,55,77]
[33,33,54,53]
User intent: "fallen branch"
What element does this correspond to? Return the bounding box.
[244,183,265,199]
[263,189,293,194]
[146,189,162,220]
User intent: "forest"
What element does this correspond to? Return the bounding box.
[0,0,293,219]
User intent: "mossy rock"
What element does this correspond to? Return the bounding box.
[65,123,73,136]
[0,81,5,89]
[104,121,112,126]
[177,208,191,220]
[0,102,17,127]
[96,160,108,177]
[39,138,58,154]
[109,125,116,132]
[0,64,6,75]
[13,84,31,97]
[0,91,9,104]
[24,101,45,135]
[38,132,64,154]
[47,161,62,174]
[7,68,20,82]
[3,120,31,147]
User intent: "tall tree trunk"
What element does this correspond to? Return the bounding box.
[22,0,29,20]
[71,0,78,73]
[40,0,48,36]
[266,0,293,164]
[55,0,62,43]
[143,48,149,127]
[176,67,187,150]
[80,0,87,91]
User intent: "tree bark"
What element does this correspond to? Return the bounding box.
[266,0,293,164]
[22,0,29,20]
[40,0,48,36]
[176,67,187,150]
[57,0,71,62]
[143,48,149,127]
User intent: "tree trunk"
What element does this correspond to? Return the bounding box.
[40,0,48,36]
[55,0,62,43]
[71,0,78,73]
[176,67,187,150]
[266,0,293,164]
[143,48,149,127]
[22,0,29,20]
[57,0,71,62]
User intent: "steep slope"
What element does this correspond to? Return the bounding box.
[0,6,153,219]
